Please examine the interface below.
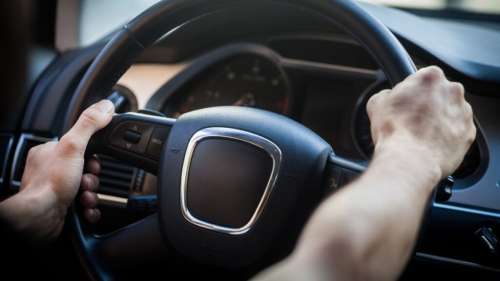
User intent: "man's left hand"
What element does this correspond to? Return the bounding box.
[0,100,114,241]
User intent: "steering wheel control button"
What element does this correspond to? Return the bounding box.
[124,130,142,144]
[324,155,364,192]
[146,127,171,160]
[435,176,454,202]
[109,121,153,153]
[180,127,281,234]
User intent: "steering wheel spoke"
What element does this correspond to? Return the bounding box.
[75,213,168,275]
[324,153,366,191]
[87,113,175,173]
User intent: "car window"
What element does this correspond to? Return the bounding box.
[365,0,500,15]
[78,0,500,47]
[79,0,161,46]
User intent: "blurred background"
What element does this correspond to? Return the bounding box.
[75,0,500,47]
[367,0,500,13]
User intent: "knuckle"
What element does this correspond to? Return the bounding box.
[419,66,445,84]
[88,174,99,188]
[366,91,385,115]
[58,135,82,154]
[366,95,376,111]
[449,82,465,101]
[425,65,444,77]
[470,125,477,141]
[464,102,473,119]
[467,126,477,145]
[26,145,40,160]
[80,108,101,128]
[450,81,465,94]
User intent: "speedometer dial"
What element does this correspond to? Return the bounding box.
[165,54,290,117]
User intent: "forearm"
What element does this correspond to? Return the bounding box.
[255,139,441,281]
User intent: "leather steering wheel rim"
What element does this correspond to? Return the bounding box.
[63,0,417,279]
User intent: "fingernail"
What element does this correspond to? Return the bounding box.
[95,100,115,114]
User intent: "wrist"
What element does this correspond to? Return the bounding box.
[0,186,65,242]
[372,134,442,191]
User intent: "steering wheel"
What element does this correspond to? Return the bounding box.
[63,0,416,279]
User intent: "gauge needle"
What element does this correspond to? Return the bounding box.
[233,93,256,107]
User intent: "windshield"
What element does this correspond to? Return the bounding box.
[365,0,500,14]
[79,0,161,46]
[78,0,500,47]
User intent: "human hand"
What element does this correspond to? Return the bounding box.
[0,100,114,241]
[367,66,476,179]
[79,156,102,224]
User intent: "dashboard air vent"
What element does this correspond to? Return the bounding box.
[98,155,143,197]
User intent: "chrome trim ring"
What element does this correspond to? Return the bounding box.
[180,127,282,235]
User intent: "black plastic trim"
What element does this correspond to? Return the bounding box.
[0,134,14,186]
[361,2,500,87]
[415,252,500,273]
[9,134,57,189]
[22,43,105,134]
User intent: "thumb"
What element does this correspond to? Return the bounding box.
[59,100,115,157]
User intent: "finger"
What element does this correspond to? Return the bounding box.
[81,173,99,192]
[58,100,115,157]
[366,90,388,119]
[80,190,98,208]
[467,124,477,146]
[463,102,474,120]
[416,65,446,85]
[448,82,465,104]
[86,157,101,175]
[83,208,101,224]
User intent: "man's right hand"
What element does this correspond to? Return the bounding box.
[367,66,476,179]
[253,66,477,281]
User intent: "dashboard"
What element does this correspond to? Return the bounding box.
[162,53,291,117]
[120,42,484,182]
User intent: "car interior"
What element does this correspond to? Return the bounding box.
[1,0,500,280]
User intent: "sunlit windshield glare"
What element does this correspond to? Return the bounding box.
[365,0,500,15]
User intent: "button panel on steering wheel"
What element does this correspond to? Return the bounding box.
[87,113,175,173]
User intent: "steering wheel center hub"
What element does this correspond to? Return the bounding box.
[159,106,331,267]
[180,127,281,234]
